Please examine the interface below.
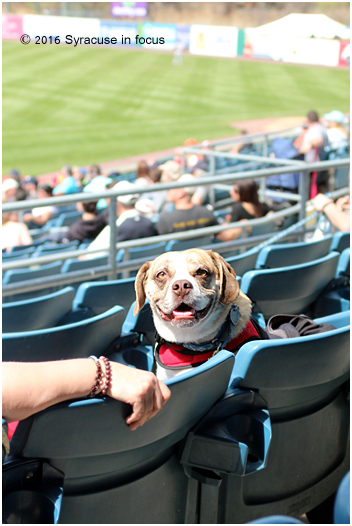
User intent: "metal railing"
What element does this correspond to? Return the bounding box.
[2,156,349,297]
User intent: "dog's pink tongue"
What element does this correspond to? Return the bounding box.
[173,308,195,319]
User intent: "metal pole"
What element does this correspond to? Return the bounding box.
[108,196,117,280]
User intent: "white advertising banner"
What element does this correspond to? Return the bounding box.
[245,29,341,67]
[22,14,100,39]
[190,24,238,58]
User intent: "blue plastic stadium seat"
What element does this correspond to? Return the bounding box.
[249,516,304,524]
[337,247,350,278]
[2,306,125,362]
[33,241,79,257]
[225,249,259,277]
[256,235,333,269]
[73,277,136,317]
[330,231,350,253]
[52,211,82,227]
[179,324,350,523]
[240,252,340,322]
[61,256,109,273]
[333,471,350,524]
[3,350,235,524]
[313,249,350,317]
[2,287,75,332]
[166,235,215,252]
[3,246,36,259]
[2,261,64,285]
[124,241,168,261]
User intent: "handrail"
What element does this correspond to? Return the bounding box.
[2,158,348,213]
[2,155,349,294]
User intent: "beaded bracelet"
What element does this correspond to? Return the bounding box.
[88,355,112,397]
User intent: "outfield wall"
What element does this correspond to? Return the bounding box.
[2,13,349,67]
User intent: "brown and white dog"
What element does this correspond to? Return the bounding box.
[134,249,261,380]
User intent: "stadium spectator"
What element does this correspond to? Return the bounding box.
[217,179,273,242]
[323,111,349,151]
[23,184,59,228]
[312,193,350,232]
[298,111,329,162]
[83,172,113,211]
[152,160,183,213]
[72,166,87,191]
[2,212,33,251]
[2,178,20,203]
[53,165,79,195]
[230,130,254,155]
[63,200,108,242]
[3,359,171,431]
[136,160,151,186]
[297,111,330,196]
[82,181,157,259]
[21,176,38,199]
[156,174,218,235]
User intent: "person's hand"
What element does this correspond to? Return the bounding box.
[108,363,171,430]
[336,196,350,211]
[312,194,333,212]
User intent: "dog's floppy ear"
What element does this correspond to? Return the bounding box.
[207,250,239,304]
[133,261,151,315]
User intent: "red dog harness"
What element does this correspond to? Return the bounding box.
[155,319,262,370]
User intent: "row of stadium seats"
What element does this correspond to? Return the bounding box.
[3,230,349,303]
[3,219,349,524]
[3,306,349,523]
[3,243,349,353]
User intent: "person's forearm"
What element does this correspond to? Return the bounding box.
[2,359,96,422]
[217,226,242,242]
[323,203,350,232]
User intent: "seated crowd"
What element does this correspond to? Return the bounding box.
[2,109,349,255]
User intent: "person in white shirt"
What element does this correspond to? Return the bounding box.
[323,110,349,151]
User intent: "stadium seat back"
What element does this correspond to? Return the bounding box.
[330,231,350,253]
[179,322,350,523]
[240,252,340,320]
[225,249,259,277]
[256,235,333,269]
[73,277,136,316]
[3,351,235,524]
[2,261,64,285]
[2,306,125,362]
[166,235,214,252]
[2,287,75,332]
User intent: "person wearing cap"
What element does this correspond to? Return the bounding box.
[156,174,219,235]
[81,181,157,260]
[21,176,38,199]
[2,178,20,203]
[23,184,59,228]
[323,111,349,151]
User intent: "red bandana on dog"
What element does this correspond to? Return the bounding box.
[155,319,262,369]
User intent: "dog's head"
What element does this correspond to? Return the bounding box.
[134,249,250,344]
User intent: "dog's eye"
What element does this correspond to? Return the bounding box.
[156,271,167,280]
[195,268,209,277]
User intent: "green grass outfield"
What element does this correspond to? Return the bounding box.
[3,40,350,175]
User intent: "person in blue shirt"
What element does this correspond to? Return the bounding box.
[52,165,79,196]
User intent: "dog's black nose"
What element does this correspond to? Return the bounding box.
[172,280,193,297]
